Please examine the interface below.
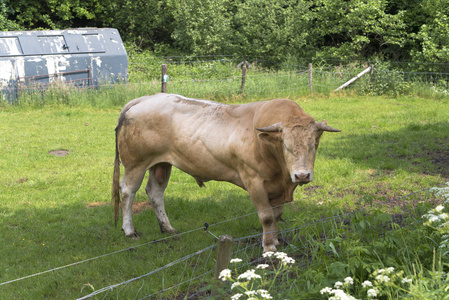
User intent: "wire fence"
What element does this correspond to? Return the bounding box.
[76,187,438,299]
[3,56,449,104]
[1,178,443,299]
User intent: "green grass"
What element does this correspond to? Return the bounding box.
[0,92,448,298]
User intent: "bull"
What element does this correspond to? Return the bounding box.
[112,94,340,251]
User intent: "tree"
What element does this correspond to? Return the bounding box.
[168,0,234,55]
[232,0,312,61]
[106,0,174,50]
[312,0,406,60]
[410,0,449,66]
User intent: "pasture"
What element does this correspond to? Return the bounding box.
[0,93,448,299]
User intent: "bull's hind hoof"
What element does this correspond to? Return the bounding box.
[160,224,177,234]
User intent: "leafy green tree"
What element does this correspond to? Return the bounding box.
[232,0,312,61]
[107,0,174,50]
[168,0,234,55]
[0,1,21,30]
[410,0,449,65]
[3,0,113,30]
[312,0,406,60]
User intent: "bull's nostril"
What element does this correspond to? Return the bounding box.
[295,172,311,182]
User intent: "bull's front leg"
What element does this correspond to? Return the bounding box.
[247,182,278,252]
[257,207,278,252]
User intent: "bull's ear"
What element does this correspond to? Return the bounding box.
[315,120,341,132]
[258,132,282,144]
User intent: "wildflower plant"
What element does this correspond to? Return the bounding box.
[218,252,295,299]
[320,267,413,299]
[425,183,449,255]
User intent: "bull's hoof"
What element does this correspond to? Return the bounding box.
[125,231,141,240]
[263,244,277,253]
[161,227,178,235]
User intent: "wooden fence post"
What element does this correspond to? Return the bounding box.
[214,235,233,280]
[212,235,233,297]
[308,63,313,93]
[241,64,247,94]
[161,64,168,93]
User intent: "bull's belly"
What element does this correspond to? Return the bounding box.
[169,157,244,189]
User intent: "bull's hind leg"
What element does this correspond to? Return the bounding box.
[145,163,177,234]
[121,166,147,237]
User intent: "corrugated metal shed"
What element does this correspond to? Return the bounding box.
[0,28,128,100]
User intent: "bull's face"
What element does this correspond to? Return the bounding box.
[257,119,340,185]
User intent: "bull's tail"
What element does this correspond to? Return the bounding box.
[112,126,121,228]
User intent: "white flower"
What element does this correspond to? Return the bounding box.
[376,274,390,283]
[245,290,256,296]
[440,213,448,219]
[429,215,439,223]
[231,282,241,290]
[330,289,357,300]
[402,277,412,284]
[218,269,231,281]
[256,264,269,269]
[230,258,243,263]
[362,280,373,288]
[238,269,261,281]
[386,267,395,274]
[263,251,275,258]
[281,256,295,265]
[320,287,333,294]
[231,293,243,300]
[257,289,272,299]
[334,281,343,288]
[274,252,288,259]
[344,277,354,285]
[436,205,445,212]
[367,288,378,298]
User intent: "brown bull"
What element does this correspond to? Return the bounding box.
[112,93,340,251]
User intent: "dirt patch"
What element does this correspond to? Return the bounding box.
[49,149,69,157]
[86,202,108,208]
[131,201,153,214]
[86,201,152,214]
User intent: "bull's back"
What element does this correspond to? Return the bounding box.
[118,94,252,184]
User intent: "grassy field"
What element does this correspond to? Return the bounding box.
[0,92,448,298]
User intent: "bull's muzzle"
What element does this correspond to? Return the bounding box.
[292,170,313,184]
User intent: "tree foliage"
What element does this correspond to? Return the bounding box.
[1,0,448,63]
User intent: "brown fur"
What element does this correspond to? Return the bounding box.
[112,93,340,250]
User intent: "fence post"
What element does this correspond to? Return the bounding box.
[308,63,313,93]
[212,235,233,297]
[214,235,233,280]
[161,64,168,93]
[241,64,247,94]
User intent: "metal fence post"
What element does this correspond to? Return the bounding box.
[241,64,247,94]
[309,63,313,93]
[161,64,168,93]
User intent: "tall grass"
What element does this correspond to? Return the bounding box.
[2,54,449,108]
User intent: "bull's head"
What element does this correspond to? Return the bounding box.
[256,119,340,184]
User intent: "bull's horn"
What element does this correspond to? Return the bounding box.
[256,122,283,132]
[315,120,341,132]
